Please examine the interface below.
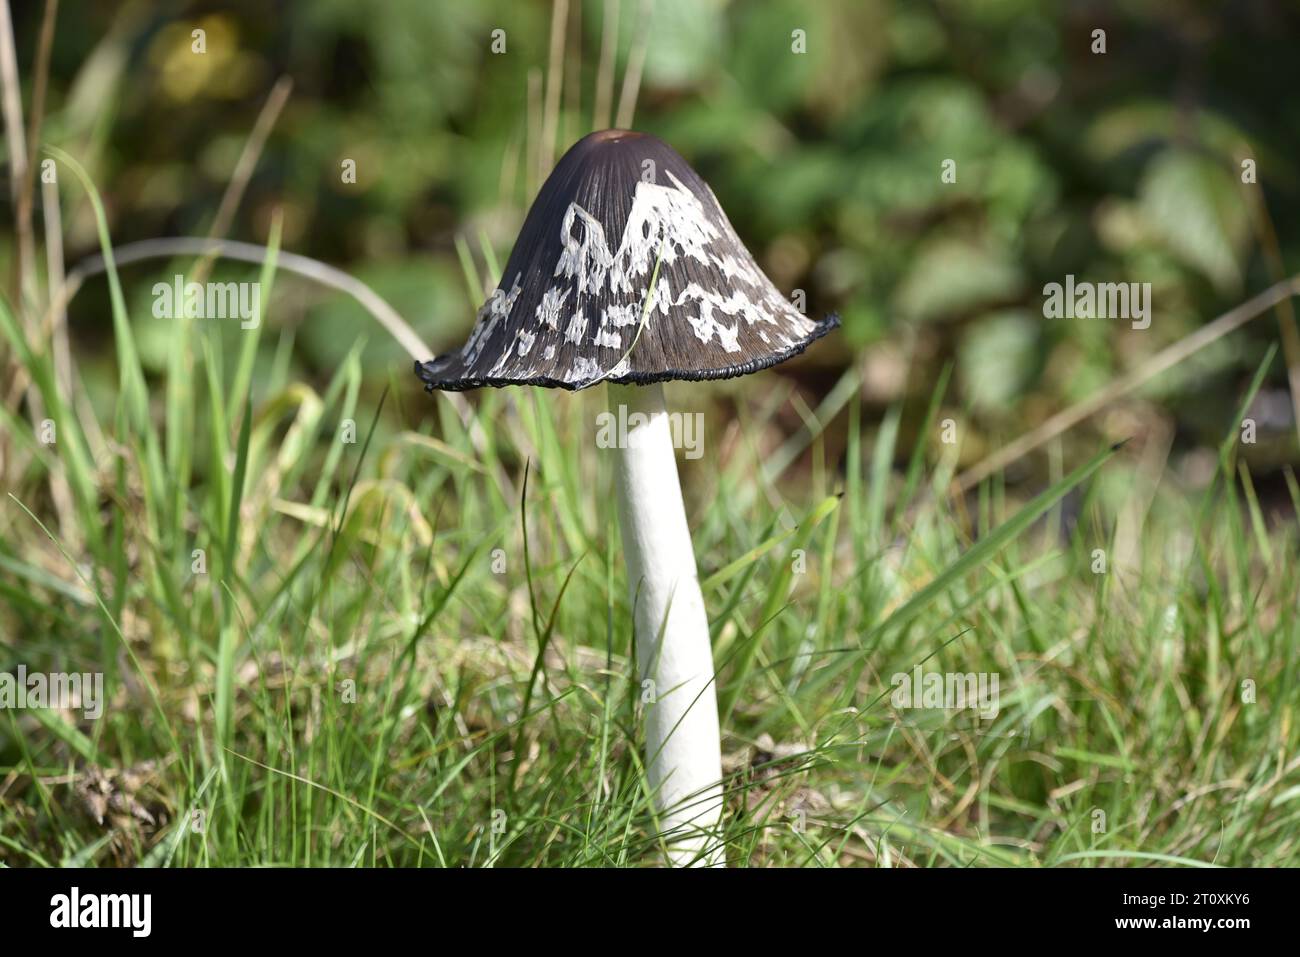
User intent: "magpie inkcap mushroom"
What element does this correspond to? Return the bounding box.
[417,129,839,865]
[415,129,838,391]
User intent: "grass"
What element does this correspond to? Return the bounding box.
[2,155,1298,867]
[1,2,1298,864]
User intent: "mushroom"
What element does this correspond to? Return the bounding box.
[417,130,838,865]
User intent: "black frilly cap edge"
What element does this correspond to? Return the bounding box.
[414,312,840,393]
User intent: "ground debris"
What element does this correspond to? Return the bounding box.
[75,761,163,829]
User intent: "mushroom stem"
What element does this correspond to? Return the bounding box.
[608,381,724,866]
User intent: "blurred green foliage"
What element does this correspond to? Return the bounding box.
[9,0,1300,472]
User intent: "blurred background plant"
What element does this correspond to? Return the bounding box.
[9,0,1300,486]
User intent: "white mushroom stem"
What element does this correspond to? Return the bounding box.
[608,381,724,867]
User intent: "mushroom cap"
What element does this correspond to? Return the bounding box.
[416,129,839,392]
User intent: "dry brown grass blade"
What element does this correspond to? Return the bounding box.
[1238,152,1300,451]
[592,0,619,131]
[614,0,652,130]
[1112,409,1173,572]
[498,132,521,208]
[38,120,108,471]
[29,0,62,371]
[539,0,569,184]
[18,0,57,298]
[180,75,291,298]
[562,0,581,151]
[0,0,74,537]
[526,67,542,199]
[954,275,1300,493]
[207,76,292,247]
[0,0,35,310]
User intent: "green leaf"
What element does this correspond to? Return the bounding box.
[895,238,1024,322]
[1139,148,1249,293]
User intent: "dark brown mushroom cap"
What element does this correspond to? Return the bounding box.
[416,129,839,392]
